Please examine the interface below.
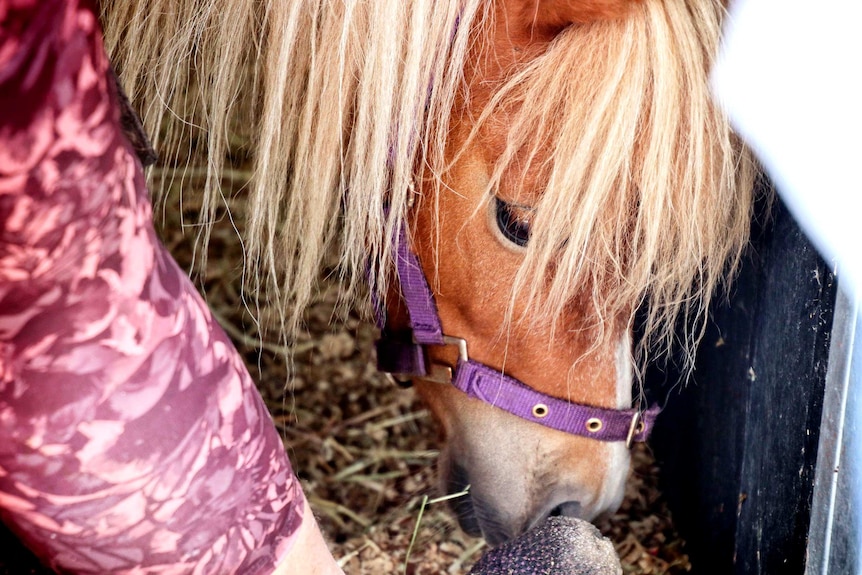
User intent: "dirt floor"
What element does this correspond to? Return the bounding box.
[0,169,691,575]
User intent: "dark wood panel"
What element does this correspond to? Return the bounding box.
[650,194,836,574]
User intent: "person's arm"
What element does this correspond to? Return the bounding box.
[0,1,340,572]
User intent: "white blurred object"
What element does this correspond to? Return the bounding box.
[711,0,862,295]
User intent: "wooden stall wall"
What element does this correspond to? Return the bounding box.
[650,193,837,574]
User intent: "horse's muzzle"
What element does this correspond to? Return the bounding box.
[445,462,586,546]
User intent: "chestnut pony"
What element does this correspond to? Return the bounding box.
[102,0,754,544]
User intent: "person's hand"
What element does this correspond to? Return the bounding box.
[468,516,621,575]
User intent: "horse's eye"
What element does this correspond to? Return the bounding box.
[494,197,531,248]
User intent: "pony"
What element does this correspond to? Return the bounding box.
[100,0,755,546]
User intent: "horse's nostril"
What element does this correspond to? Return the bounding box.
[548,501,583,519]
[447,463,482,537]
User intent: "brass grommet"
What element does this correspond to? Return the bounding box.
[586,418,603,433]
[532,403,549,418]
[636,420,646,434]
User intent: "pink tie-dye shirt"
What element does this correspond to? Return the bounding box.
[0,0,304,572]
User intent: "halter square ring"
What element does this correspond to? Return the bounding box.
[422,335,468,384]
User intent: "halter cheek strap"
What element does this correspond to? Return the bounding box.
[374,222,660,446]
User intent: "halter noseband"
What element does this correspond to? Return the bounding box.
[374,222,659,447]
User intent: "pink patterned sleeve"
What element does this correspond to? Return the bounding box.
[0,1,304,573]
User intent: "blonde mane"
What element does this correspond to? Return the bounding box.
[101,0,755,369]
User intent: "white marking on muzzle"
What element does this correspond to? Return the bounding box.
[591,332,634,515]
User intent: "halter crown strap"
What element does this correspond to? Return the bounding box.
[375,222,659,445]
[394,221,445,345]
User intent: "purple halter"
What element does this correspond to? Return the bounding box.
[375,222,659,446]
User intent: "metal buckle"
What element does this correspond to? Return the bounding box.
[421,335,469,384]
[625,409,645,449]
[441,336,469,362]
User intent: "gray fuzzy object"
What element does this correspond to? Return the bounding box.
[468,516,622,575]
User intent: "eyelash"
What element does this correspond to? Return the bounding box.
[494,197,531,247]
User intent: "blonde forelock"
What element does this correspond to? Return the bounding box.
[102,0,755,372]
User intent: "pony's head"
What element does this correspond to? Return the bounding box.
[383,0,753,542]
[104,0,754,545]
